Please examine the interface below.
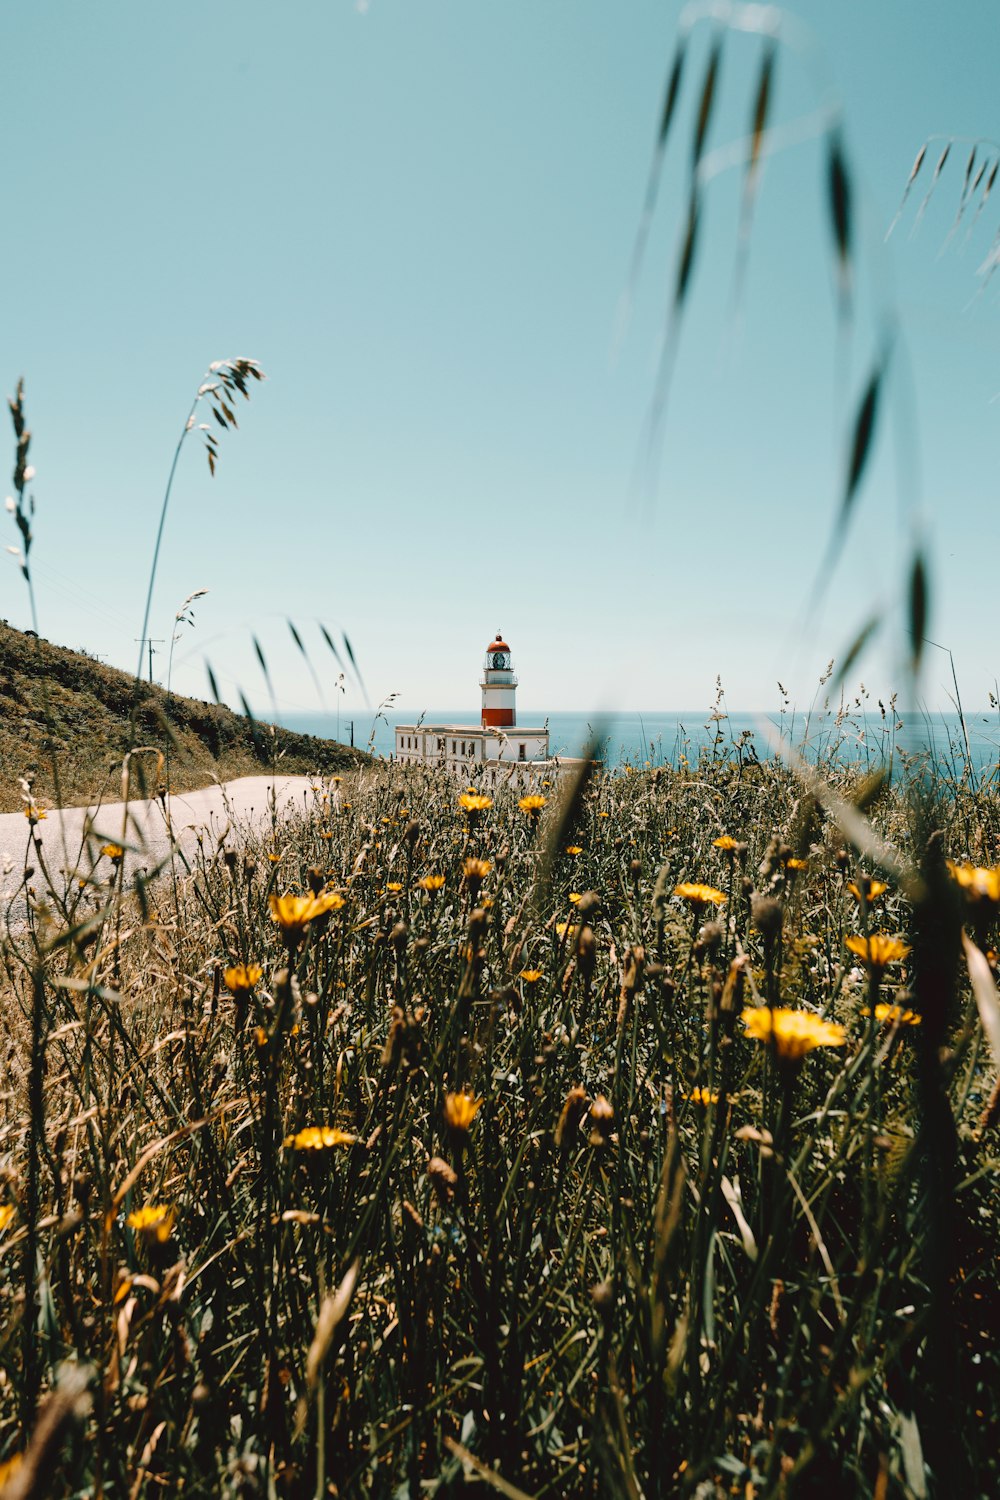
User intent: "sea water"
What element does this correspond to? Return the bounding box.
[282,707,1000,781]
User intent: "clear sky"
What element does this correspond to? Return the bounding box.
[2,1,999,726]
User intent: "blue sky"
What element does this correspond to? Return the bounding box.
[2,1,999,726]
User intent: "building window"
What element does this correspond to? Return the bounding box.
[519,744,526,761]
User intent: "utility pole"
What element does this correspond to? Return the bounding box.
[135,638,164,684]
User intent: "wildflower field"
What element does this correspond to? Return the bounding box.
[1,744,997,1498]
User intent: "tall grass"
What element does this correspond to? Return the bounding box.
[1,741,997,1496]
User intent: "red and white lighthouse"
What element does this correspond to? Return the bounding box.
[481,631,517,728]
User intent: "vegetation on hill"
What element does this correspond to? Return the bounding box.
[0,741,997,1496]
[0,619,366,812]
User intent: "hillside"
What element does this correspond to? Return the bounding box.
[0,619,367,812]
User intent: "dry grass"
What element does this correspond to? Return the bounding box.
[0,745,997,1497]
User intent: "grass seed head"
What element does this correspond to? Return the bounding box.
[554,1086,588,1150]
[426,1156,458,1204]
[588,1094,614,1146]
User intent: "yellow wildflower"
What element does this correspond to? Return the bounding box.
[866,1002,921,1027]
[519,968,543,984]
[848,878,889,903]
[947,861,1000,904]
[386,882,403,893]
[519,794,546,817]
[100,842,125,863]
[785,857,809,872]
[443,1091,483,1133]
[565,845,583,856]
[310,889,345,916]
[127,1204,176,1244]
[269,894,315,931]
[845,934,910,973]
[269,889,344,937]
[284,1125,356,1150]
[463,857,492,883]
[459,793,492,814]
[742,1007,846,1059]
[418,873,445,892]
[689,1087,719,1105]
[674,882,727,908]
[223,963,262,994]
[0,1456,22,1487]
[0,1205,15,1232]
[713,835,738,851]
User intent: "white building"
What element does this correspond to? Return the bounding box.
[395,633,582,782]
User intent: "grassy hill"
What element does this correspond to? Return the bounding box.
[0,619,367,812]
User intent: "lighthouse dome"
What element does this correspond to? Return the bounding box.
[487,632,510,653]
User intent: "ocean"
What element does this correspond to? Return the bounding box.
[280,707,1000,780]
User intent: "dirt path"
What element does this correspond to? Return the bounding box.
[1,775,319,926]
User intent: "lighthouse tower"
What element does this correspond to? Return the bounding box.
[481,631,517,728]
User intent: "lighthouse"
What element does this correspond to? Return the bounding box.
[481,631,517,728]
[394,632,579,780]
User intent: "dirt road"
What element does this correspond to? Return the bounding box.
[1,775,319,926]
